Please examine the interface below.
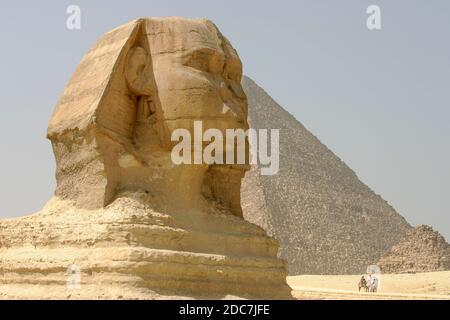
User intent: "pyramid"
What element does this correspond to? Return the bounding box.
[241,76,411,275]
[378,225,450,273]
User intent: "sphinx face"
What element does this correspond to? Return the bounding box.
[146,18,248,139]
[48,18,250,212]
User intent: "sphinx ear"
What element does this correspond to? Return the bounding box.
[125,46,154,96]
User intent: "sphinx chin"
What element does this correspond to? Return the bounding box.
[0,17,292,300]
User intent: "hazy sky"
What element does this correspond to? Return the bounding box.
[0,1,449,240]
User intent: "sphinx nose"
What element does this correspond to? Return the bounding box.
[219,81,233,101]
[219,80,246,101]
[218,80,247,122]
[227,81,246,100]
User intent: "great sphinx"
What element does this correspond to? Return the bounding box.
[0,17,292,299]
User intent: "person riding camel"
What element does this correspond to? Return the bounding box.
[358,275,368,292]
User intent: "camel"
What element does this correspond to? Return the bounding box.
[358,276,369,292]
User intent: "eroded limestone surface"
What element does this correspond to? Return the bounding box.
[0,17,292,299]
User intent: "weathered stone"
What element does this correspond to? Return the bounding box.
[0,18,292,299]
[378,225,450,273]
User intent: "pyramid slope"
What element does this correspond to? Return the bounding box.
[241,76,411,275]
[378,225,450,273]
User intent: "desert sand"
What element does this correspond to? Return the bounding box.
[288,271,450,300]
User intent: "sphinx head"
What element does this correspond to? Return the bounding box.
[47,17,249,216]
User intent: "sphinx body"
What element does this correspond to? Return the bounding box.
[0,18,291,299]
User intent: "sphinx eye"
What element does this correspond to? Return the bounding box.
[209,55,225,74]
[184,48,226,75]
[184,50,211,72]
[224,59,242,82]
